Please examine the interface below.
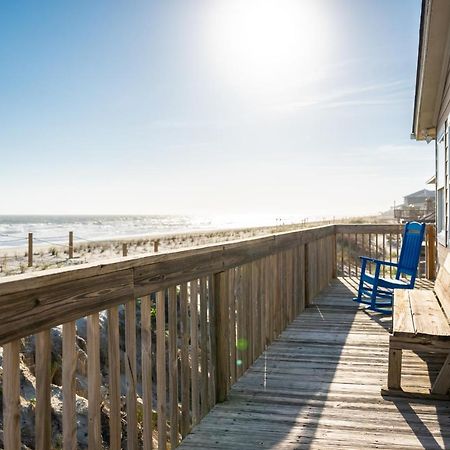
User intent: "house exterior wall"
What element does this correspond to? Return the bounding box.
[435,58,450,263]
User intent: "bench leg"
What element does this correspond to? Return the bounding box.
[431,353,450,395]
[388,348,402,390]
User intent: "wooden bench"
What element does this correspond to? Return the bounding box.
[383,255,450,398]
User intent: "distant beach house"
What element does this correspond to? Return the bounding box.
[394,188,435,222]
[412,0,450,263]
[403,188,435,208]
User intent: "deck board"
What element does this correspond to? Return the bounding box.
[179,277,450,449]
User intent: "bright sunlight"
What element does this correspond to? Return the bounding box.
[204,0,330,92]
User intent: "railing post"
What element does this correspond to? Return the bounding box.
[28,232,33,267]
[68,231,74,259]
[426,224,436,280]
[213,271,229,403]
[154,239,159,253]
[122,243,128,257]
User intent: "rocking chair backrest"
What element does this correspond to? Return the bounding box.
[396,222,426,279]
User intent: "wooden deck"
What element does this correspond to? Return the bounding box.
[180,277,450,449]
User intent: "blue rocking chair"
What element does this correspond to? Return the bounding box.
[353,221,426,314]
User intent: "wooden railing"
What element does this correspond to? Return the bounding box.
[335,224,436,280]
[0,225,336,449]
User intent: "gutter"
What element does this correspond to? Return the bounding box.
[412,0,427,138]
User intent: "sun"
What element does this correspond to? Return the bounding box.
[204,0,329,93]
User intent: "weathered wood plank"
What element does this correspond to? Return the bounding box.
[0,269,134,345]
[3,340,21,450]
[178,278,450,450]
[63,321,77,450]
[214,271,230,402]
[35,330,51,450]
[179,283,191,437]
[0,226,336,344]
[0,225,335,297]
[125,300,137,450]
[141,295,153,450]
[156,290,167,449]
[392,290,415,337]
[409,290,450,338]
[108,306,121,450]
[335,224,402,234]
[199,276,209,417]
[190,279,200,425]
[168,286,179,447]
[87,313,101,449]
[208,274,217,408]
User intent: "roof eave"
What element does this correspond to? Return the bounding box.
[412,0,450,141]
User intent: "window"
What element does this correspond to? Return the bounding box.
[436,125,447,245]
[437,187,445,233]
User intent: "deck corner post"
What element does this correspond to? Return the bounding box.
[425,224,436,280]
[213,270,229,403]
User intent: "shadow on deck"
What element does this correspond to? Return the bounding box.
[180,277,450,449]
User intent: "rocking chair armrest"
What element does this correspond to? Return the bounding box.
[359,256,398,267]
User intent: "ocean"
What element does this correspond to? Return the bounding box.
[0,214,311,249]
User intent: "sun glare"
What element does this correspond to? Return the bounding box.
[205,0,329,92]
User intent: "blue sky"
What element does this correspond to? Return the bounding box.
[0,0,432,217]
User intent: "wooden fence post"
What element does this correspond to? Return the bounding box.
[28,233,33,267]
[122,243,128,257]
[154,240,159,253]
[68,231,74,259]
[426,224,436,280]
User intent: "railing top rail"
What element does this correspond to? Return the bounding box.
[335,223,403,234]
[0,224,334,345]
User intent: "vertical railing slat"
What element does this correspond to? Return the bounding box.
[3,340,21,450]
[108,306,121,450]
[208,274,217,408]
[141,295,153,450]
[63,321,77,450]
[168,286,179,447]
[36,330,51,450]
[156,290,167,449]
[179,283,191,436]
[200,277,209,417]
[236,266,244,379]
[389,233,393,278]
[125,300,137,450]
[190,280,200,425]
[214,270,230,403]
[87,313,101,450]
[265,256,270,342]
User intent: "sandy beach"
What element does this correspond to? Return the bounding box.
[0,215,389,278]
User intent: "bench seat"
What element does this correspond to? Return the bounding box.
[382,255,450,399]
[393,290,450,340]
